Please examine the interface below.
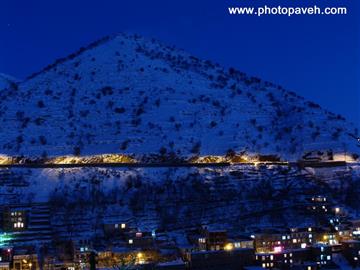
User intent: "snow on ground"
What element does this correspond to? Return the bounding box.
[0,34,357,160]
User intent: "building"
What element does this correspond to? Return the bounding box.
[13,254,39,270]
[289,227,315,247]
[348,220,360,240]
[103,222,128,237]
[254,227,338,254]
[308,196,329,214]
[341,240,360,268]
[311,244,332,266]
[2,208,27,232]
[1,204,52,245]
[0,262,10,270]
[255,244,333,269]
[198,227,227,251]
[315,229,338,246]
[254,229,289,253]
[126,230,155,249]
[254,227,315,253]
[336,224,353,242]
[185,248,255,270]
[256,248,310,269]
[229,236,254,249]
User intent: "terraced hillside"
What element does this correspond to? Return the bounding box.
[0,164,359,246]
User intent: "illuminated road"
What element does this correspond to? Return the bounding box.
[0,161,356,168]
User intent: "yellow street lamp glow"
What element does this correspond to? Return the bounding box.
[224,243,234,251]
[137,252,143,258]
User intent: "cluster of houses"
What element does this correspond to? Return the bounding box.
[1,196,360,270]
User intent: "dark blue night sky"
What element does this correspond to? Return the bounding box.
[1,0,359,127]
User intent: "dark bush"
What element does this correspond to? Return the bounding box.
[39,136,47,145]
[114,107,125,114]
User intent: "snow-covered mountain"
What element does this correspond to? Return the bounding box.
[0,33,358,160]
[0,73,18,91]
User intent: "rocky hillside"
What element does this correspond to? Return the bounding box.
[0,33,358,160]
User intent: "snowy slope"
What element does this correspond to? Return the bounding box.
[0,164,358,242]
[0,73,18,91]
[0,33,358,160]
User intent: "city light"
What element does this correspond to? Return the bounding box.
[136,252,145,265]
[224,243,234,251]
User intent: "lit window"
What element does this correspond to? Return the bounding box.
[270,255,273,261]
[121,223,126,229]
[327,256,331,261]
[129,239,133,244]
